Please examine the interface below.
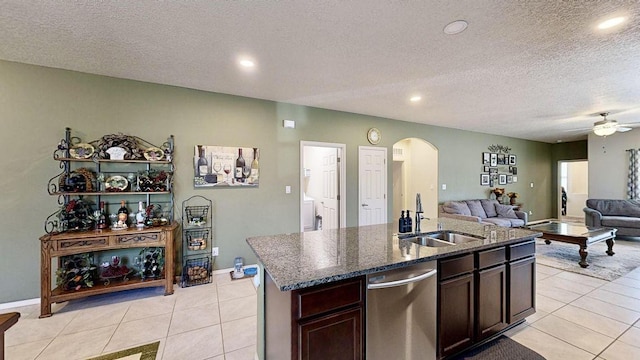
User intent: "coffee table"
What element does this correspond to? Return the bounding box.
[526,220,617,268]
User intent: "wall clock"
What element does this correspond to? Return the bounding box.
[367,128,381,145]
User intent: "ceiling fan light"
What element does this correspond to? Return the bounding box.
[593,123,617,136]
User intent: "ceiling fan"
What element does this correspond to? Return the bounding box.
[593,112,632,136]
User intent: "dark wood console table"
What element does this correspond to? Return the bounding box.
[39,222,178,318]
[1,312,19,360]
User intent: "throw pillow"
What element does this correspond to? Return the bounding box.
[466,200,488,218]
[495,204,518,219]
[443,201,472,216]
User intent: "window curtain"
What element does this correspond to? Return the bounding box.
[627,149,640,200]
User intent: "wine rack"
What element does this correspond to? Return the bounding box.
[181,195,213,287]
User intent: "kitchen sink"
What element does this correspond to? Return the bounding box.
[400,235,454,247]
[423,230,483,244]
[399,230,483,247]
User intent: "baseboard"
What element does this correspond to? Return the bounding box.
[0,297,39,311]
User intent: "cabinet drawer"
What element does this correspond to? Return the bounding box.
[116,233,163,245]
[508,240,535,261]
[296,277,364,319]
[477,246,506,269]
[439,254,474,280]
[56,237,109,251]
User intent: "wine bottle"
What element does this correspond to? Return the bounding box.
[97,201,108,229]
[197,145,208,177]
[250,148,259,183]
[136,201,146,228]
[235,148,245,181]
[117,200,129,227]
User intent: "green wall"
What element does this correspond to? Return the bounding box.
[0,60,556,303]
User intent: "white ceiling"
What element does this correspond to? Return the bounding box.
[2,1,639,143]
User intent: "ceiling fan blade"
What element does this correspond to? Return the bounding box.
[617,127,632,132]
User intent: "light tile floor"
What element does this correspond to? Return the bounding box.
[5,264,640,360]
[5,273,257,360]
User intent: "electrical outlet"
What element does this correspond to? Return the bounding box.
[212,247,219,256]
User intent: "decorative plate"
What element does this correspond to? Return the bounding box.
[143,147,164,161]
[105,175,129,191]
[69,143,95,159]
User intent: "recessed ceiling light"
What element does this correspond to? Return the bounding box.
[239,59,255,68]
[597,16,626,29]
[443,20,468,35]
[410,95,422,102]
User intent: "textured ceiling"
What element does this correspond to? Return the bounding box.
[1,1,639,143]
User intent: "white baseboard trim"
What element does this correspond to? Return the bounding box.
[0,297,40,311]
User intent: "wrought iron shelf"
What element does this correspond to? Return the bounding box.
[56,157,172,164]
[52,191,171,196]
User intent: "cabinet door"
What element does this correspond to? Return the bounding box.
[508,256,536,323]
[438,273,474,358]
[298,307,362,360]
[476,264,507,341]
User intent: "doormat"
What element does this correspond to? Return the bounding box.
[86,341,159,360]
[535,238,640,281]
[451,336,545,360]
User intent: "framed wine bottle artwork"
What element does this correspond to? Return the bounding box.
[193,145,260,188]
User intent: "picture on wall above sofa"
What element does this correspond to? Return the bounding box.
[481,146,517,187]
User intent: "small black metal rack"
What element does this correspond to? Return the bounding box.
[181,195,213,287]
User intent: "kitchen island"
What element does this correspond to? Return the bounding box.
[247,218,542,360]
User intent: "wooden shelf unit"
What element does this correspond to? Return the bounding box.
[39,222,178,318]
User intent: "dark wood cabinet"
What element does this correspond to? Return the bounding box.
[438,240,535,359]
[476,264,507,340]
[265,272,365,360]
[438,272,475,358]
[508,241,536,323]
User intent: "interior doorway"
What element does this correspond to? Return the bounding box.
[300,141,346,232]
[558,160,588,222]
[392,138,439,221]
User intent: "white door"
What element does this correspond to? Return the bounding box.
[321,149,340,230]
[359,146,388,226]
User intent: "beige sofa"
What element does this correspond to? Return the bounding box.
[438,199,527,227]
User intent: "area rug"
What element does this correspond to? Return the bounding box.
[86,341,159,360]
[451,336,545,360]
[535,237,640,281]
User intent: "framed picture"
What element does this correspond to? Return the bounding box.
[483,152,491,165]
[510,166,517,175]
[499,174,507,185]
[507,175,513,183]
[481,174,490,186]
[193,145,260,188]
[489,167,498,174]
[483,165,490,172]
[512,175,518,183]
[509,154,517,165]
[490,153,497,167]
[497,153,506,165]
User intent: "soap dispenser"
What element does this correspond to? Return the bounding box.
[399,211,406,233]
[406,210,413,233]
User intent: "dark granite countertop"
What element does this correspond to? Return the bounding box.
[246,218,542,291]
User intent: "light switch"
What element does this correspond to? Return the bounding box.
[285,185,291,194]
[442,184,447,190]
[530,182,534,188]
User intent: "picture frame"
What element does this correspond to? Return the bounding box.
[509,154,517,165]
[490,153,497,167]
[512,175,518,183]
[507,175,513,183]
[481,174,490,186]
[483,152,491,165]
[510,166,517,175]
[483,165,490,172]
[193,145,260,188]
[499,174,507,185]
[497,153,506,165]
[489,167,498,174]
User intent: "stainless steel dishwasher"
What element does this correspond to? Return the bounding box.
[366,260,437,360]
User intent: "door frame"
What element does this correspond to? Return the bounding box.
[358,146,388,226]
[300,141,347,231]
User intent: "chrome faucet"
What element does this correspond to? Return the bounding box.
[415,193,424,233]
